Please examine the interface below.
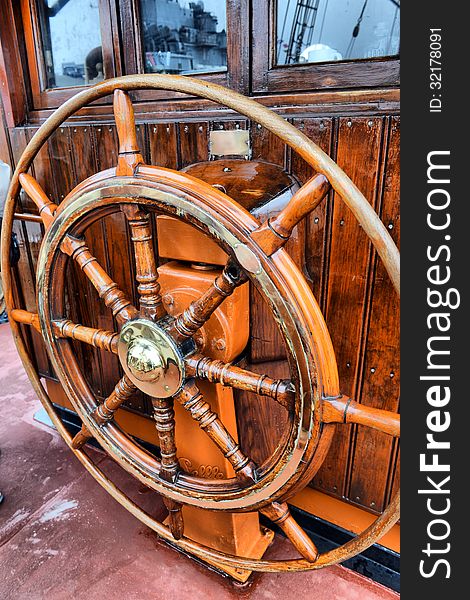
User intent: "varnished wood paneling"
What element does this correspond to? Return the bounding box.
[249,118,333,363]
[148,123,178,169]
[249,122,287,363]
[235,360,290,466]
[291,117,334,305]
[314,116,385,499]
[178,122,209,168]
[347,117,400,512]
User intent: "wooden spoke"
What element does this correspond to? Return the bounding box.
[10,309,41,333]
[185,355,294,410]
[174,380,257,484]
[52,319,119,354]
[175,380,317,561]
[251,174,330,256]
[61,236,138,325]
[113,89,144,176]
[122,205,165,320]
[260,502,319,563]
[71,375,136,449]
[323,395,400,438]
[173,260,247,339]
[19,173,58,229]
[152,396,184,540]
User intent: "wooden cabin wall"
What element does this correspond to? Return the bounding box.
[5,107,400,516]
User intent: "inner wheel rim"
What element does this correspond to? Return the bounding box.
[37,171,331,510]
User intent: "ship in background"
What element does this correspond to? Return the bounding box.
[140,0,227,74]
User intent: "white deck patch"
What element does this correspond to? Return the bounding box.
[0,508,31,535]
[39,499,78,523]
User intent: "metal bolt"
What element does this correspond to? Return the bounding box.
[184,125,189,133]
[347,120,352,127]
[235,123,240,129]
[299,122,305,130]
[166,126,171,133]
[346,362,351,368]
[163,294,174,306]
[314,217,319,224]
[194,335,204,347]
[198,125,203,132]
[215,339,226,351]
[320,121,324,129]
[223,167,232,172]
[333,485,338,491]
[356,496,361,501]
[368,120,373,127]
[390,372,395,378]
[388,222,394,230]
[257,123,262,129]
[218,123,224,130]
[370,501,376,507]
[339,219,345,226]
[370,367,376,373]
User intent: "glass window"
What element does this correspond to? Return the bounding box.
[38,0,104,89]
[277,0,400,65]
[139,0,227,74]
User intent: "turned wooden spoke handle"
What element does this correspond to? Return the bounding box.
[261,502,319,562]
[19,173,58,228]
[173,260,247,339]
[323,395,400,437]
[251,174,330,255]
[71,375,136,450]
[175,381,257,484]
[152,396,184,540]
[114,89,143,175]
[61,236,138,324]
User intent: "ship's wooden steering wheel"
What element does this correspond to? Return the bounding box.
[1,75,399,573]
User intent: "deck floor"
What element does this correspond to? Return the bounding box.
[0,323,398,599]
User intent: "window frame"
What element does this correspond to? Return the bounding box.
[252,0,400,95]
[21,0,120,110]
[20,0,249,112]
[119,0,249,103]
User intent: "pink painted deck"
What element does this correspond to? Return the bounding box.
[0,323,398,599]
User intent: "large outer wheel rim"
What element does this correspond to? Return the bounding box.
[38,171,330,510]
[0,74,400,570]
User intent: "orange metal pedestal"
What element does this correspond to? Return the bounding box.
[158,261,274,581]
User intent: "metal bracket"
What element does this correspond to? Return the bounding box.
[209,129,251,160]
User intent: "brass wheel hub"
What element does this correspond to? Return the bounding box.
[118,318,185,397]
